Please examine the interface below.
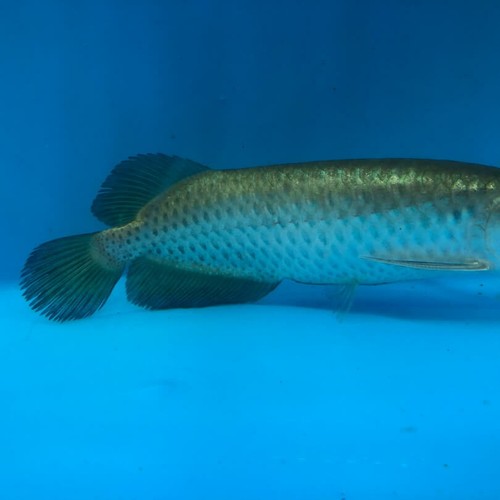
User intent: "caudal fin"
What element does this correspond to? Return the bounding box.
[20,233,124,322]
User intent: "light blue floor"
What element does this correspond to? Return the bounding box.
[2,276,500,499]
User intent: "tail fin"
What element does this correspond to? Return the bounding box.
[20,233,124,322]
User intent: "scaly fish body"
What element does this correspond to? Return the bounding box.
[21,155,500,321]
[96,159,500,283]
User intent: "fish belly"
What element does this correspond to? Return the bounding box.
[152,197,489,285]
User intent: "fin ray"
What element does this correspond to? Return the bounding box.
[126,257,280,310]
[363,255,490,271]
[91,154,209,226]
[20,233,125,321]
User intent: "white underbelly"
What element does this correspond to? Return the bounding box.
[159,202,491,285]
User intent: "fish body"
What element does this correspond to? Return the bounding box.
[21,155,500,321]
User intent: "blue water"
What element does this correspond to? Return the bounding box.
[3,1,500,498]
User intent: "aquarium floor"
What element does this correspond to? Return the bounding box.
[1,277,500,500]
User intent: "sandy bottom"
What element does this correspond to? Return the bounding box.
[1,276,500,499]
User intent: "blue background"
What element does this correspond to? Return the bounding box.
[4,0,500,281]
[2,1,500,499]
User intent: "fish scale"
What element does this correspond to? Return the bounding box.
[101,162,497,284]
[21,154,500,321]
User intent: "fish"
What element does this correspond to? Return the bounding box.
[20,154,500,321]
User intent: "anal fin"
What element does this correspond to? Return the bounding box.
[126,257,280,310]
[363,255,490,271]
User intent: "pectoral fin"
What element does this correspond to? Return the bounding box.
[363,255,490,271]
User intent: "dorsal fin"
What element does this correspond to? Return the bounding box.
[91,153,209,227]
